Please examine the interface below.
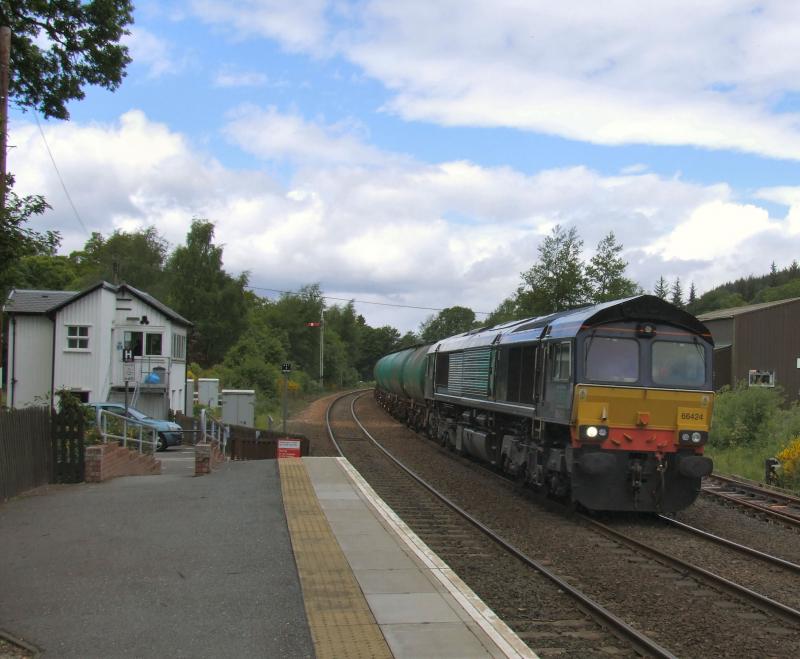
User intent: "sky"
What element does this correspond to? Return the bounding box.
[9,0,800,332]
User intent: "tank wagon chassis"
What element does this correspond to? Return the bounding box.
[375,296,715,513]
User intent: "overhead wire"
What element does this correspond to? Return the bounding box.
[35,114,90,236]
[246,284,492,315]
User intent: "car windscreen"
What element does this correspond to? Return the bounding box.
[651,340,706,387]
[585,336,639,383]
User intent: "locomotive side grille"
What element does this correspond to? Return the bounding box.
[446,348,491,397]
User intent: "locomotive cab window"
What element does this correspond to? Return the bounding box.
[585,337,639,383]
[550,341,572,382]
[652,341,706,387]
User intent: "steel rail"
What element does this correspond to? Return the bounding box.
[657,515,800,574]
[708,473,800,506]
[330,391,678,659]
[582,517,800,626]
[703,475,800,528]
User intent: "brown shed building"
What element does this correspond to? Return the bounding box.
[698,298,800,400]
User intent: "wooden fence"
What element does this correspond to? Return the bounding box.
[0,407,52,500]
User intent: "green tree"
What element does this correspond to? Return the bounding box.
[9,253,78,291]
[71,227,169,294]
[653,276,669,300]
[357,325,401,380]
[0,183,59,298]
[483,296,519,326]
[2,0,133,120]
[419,306,476,343]
[517,225,588,315]
[165,220,249,367]
[396,331,419,350]
[670,277,684,308]
[262,284,324,381]
[585,231,638,303]
[687,281,697,311]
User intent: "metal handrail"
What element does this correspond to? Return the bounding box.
[198,408,228,454]
[96,409,158,454]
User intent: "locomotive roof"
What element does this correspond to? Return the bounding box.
[430,295,712,352]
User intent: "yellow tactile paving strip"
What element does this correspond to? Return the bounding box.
[279,458,393,659]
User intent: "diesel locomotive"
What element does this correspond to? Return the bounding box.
[374,295,715,512]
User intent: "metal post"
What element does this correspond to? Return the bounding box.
[0,26,10,212]
[282,371,288,436]
[319,307,324,388]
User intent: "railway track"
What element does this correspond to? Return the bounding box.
[329,391,800,658]
[703,473,800,528]
[326,391,666,658]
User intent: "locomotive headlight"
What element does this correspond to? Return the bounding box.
[679,430,707,445]
[580,425,609,441]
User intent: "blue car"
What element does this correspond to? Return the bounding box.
[86,402,183,451]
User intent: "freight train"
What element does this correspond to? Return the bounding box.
[374,295,714,512]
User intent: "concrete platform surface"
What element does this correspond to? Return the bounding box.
[301,457,537,659]
[0,462,314,658]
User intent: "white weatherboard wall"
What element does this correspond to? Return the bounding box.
[53,287,114,401]
[221,390,255,427]
[7,315,53,407]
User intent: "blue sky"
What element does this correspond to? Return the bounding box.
[10,1,800,331]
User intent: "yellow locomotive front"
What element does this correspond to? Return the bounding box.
[569,323,714,511]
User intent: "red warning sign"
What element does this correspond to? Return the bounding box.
[277,438,302,459]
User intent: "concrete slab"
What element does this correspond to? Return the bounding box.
[382,622,497,659]
[367,593,463,624]
[354,568,440,594]
[302,457,538,659]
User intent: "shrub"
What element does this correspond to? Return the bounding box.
[709,381,783,448]
[776,437,800,489]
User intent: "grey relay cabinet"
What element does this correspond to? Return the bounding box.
[221,389,255,427]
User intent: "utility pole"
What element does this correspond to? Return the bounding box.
[319,307,324,388]
[0,26,10,405]
[0,26,10,211]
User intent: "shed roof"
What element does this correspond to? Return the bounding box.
[3,289,78,314]
[4,282,192,327]
[697,297,800,322]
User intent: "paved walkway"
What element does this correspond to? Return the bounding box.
[0,462,313,658]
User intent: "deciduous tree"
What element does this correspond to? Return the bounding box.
[517,225,588,315]
[165,220,249,367]
[586,231,638,302]
[2,0,133,119]
[419,306,476,343]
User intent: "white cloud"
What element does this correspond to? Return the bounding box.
[224,105,387,166]
[125,27,187,78]
[189,0,330,52]
[191,0,800,160]
[213,69,269,88]
[11,110,800,332]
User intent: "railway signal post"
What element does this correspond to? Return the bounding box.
[281,362,291,436]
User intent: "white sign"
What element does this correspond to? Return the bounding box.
[123,362,136,381]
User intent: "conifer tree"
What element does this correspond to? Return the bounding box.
[670,277,684,308]
[653,276,669,300]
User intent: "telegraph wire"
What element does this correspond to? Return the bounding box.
[246,284,492,315]
[35,114,90,236]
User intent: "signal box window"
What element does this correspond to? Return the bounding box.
[66,326,89,350]
[652,341,705,387]
[550,342,572,382]
[124,331,163,357]
[585,337,639,383]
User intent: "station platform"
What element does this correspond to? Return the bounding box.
[282,457,536,659]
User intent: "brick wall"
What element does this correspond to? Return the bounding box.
[194,441,225,476]
[85,444,161,483]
